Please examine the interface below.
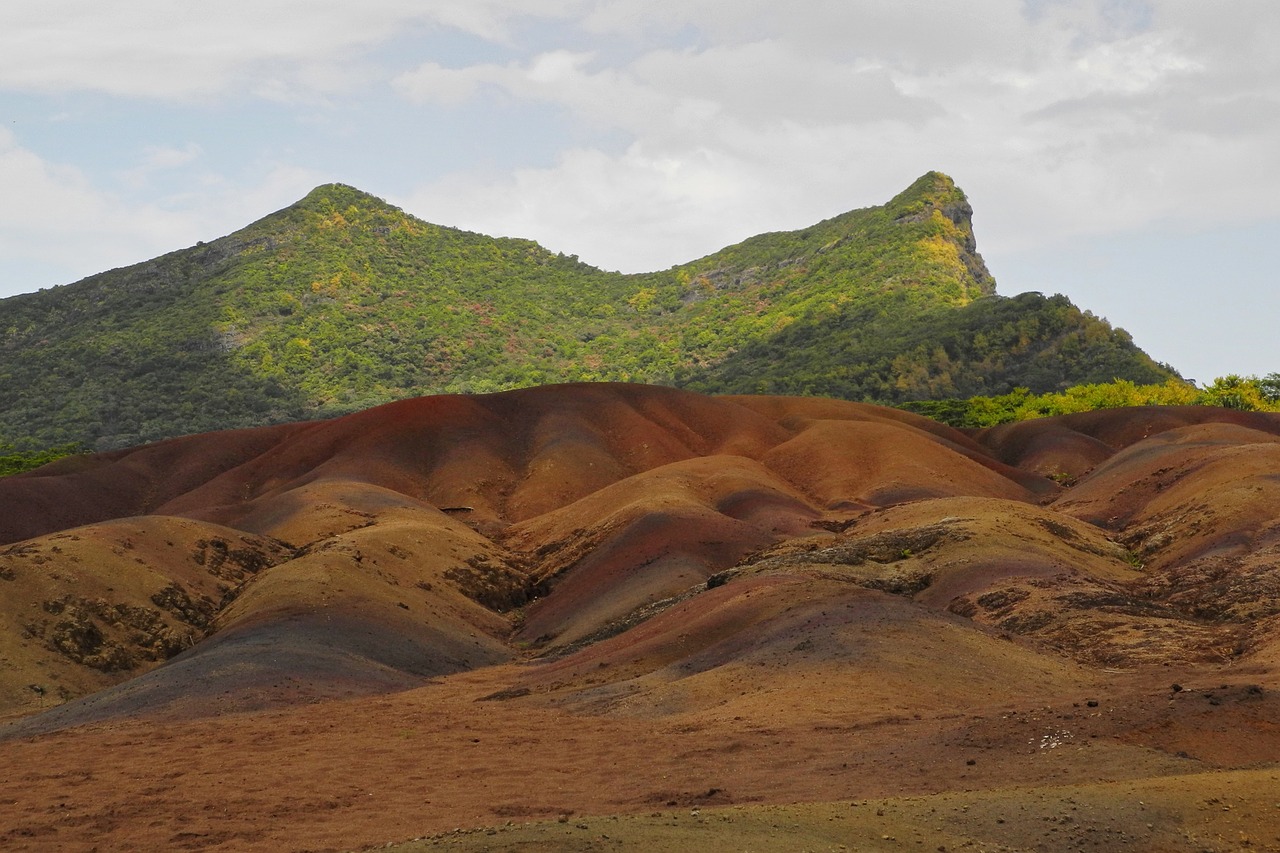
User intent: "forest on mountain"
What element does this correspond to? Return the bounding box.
[0,172,1173,454]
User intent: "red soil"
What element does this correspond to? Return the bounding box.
[1,385,1278,852]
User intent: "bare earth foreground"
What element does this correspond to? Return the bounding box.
[1,383,1278,851]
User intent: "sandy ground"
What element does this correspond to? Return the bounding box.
[398,770,1280,853]
[2,661,1278,851]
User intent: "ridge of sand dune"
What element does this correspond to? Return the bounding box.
[503,455,820,649]
[1,384,1278,852]
[0,383,1045,548]
[0,423,308,545]
[973,405,1280,477]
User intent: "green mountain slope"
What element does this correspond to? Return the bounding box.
[0,172,1175,451]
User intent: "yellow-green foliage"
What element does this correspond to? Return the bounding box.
[902,375,1280,428]
[0,443,84,478]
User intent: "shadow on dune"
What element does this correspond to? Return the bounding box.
[1,604,506,740]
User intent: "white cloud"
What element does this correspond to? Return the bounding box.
[387,0,1280,272]
[1072,32,1203,94]
[396,50,671,130]
[141,143,203,170]
[0,129,325,294]
[116,143,204,190]
[392,62,487,106]
[0,128,113,231]
[0,0,582,100]
[584,0,1032,69]
[631,42,942,126]
[401,143,764,271]
[4,0,1280,312]
[0,129,185,289]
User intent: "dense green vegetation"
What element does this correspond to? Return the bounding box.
[0,172,1177,453]
[0,443,84,477]
[677,290,1172,399]
[900,374,1280,428]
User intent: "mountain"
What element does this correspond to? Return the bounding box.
[1,383,1277,851]
[0,172,1175,452]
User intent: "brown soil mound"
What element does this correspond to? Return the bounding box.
[974,405,1280,479]
[0,516,293,720]
[1,384,1278,852]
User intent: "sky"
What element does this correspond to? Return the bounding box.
[1,0,1277,384]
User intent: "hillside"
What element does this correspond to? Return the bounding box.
[1,383,1277,851]
[0,173,1174,452]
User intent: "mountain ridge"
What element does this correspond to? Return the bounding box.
[0,172,1174,451]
